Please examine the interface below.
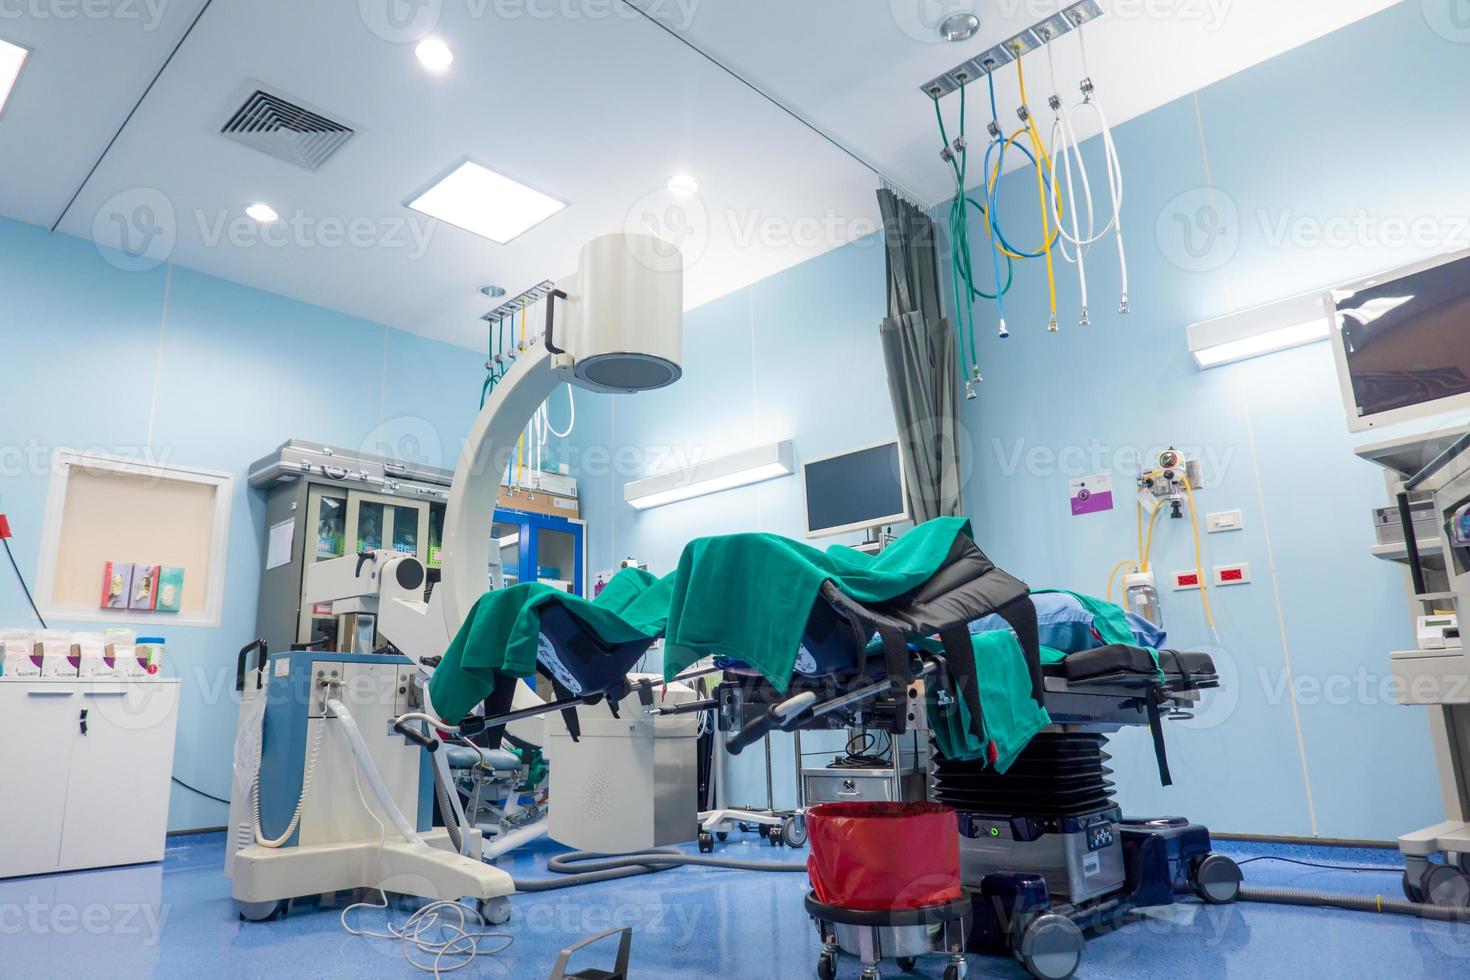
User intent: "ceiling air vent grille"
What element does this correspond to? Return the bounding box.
[221,89,354,171]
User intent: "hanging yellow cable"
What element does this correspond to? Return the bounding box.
[1142,501,1165,572]
[1106,560,1139,605]
[1135,499,1146,569]
[986,55,1063,330]
[1181,475,1217,632]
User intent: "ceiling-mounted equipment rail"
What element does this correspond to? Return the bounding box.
[481,280,558,323]
[920,0,1103,100]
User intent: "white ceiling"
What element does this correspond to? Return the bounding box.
[0,0,1399,350]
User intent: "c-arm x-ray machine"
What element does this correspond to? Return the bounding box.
[226,232,684,920]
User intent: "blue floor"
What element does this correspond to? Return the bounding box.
[3,831,1468,978]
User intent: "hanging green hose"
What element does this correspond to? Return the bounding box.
[935,84,1014,392]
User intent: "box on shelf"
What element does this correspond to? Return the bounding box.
[36,630,75,678]
[1,629,39,679]
[100,561,134,609]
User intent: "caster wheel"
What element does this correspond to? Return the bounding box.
[698,832,715,854]
[1191,853,1243,904]
[477,896,512,926]
[783,815,809,849]
[758,824,771,839]
[1422,865,1470,908]
[896,956,918,973]
[236,899,286,922]
[770,832,784,847]
[1404,872,1428,904]
[817,951,837,980]
[943,963,968,980]
[1017,913,1084,980]
[739,822,752,834]
[1453,852,1470,876]
[716,831,729,842]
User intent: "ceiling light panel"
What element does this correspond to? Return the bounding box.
[407,161,567,244]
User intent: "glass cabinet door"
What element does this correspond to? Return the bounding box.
[492,519,524,588]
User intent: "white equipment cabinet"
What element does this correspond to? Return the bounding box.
[0,678,181,879]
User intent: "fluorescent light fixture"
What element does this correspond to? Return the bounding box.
[625,441,795,510]
[407,161,567,244]
[245,202,279,223]
[667,174,699,196]
[1186,288,1331,369]
[415,38,453,71]
[0,38,30,117]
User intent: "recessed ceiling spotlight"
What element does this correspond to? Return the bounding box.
[480,285,506,298]
[416,39,454,72]
[939,12,980,42]
[245,202,279,223]
[667,174,699,197]
[0,37,30,115]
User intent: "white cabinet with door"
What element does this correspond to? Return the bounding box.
[0,678,181,878]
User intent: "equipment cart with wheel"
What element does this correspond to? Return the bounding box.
[807,893,970,980]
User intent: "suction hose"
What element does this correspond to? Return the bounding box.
[1240,885,1470,922]
[511,848,806,892]
[327,698,427,850]
[431,748,465,854]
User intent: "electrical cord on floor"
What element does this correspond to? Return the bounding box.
[3,536,48,628]
[1237,855,1404,875]
[340,726,514,976]
[171,776,230,806]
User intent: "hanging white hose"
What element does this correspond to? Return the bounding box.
[327,697,428,849]
[1046,26,1129,319]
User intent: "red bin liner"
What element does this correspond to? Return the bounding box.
[806,802,963,911]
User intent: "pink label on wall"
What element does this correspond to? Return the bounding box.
[1069,473,1115,516]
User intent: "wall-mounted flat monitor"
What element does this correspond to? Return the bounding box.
[802,441,909,538]
[1329,248,1470,432]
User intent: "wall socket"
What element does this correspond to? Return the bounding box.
[1206,510,1243,533]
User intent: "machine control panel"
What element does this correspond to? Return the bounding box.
[1086,824,1116,852]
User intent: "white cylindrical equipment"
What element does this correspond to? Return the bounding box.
[563,232,683,393]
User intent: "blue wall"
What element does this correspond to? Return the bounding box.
[0,216,503,831]
[589,2,1463,840]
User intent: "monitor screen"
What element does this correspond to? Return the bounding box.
[803,442,908,537]
[1335,252,1470,425]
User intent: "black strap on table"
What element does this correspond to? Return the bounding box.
[549,677,582,742]
[1145,693,1173,786]
[875,623,914,734]
[479,675,519,750]
[939,626,986,745]
[995,595,1045,708]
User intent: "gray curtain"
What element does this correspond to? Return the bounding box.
[877,188,963,523]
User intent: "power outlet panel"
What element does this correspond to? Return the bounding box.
[1173,570,1203,591]
[1213,564,1251,586]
